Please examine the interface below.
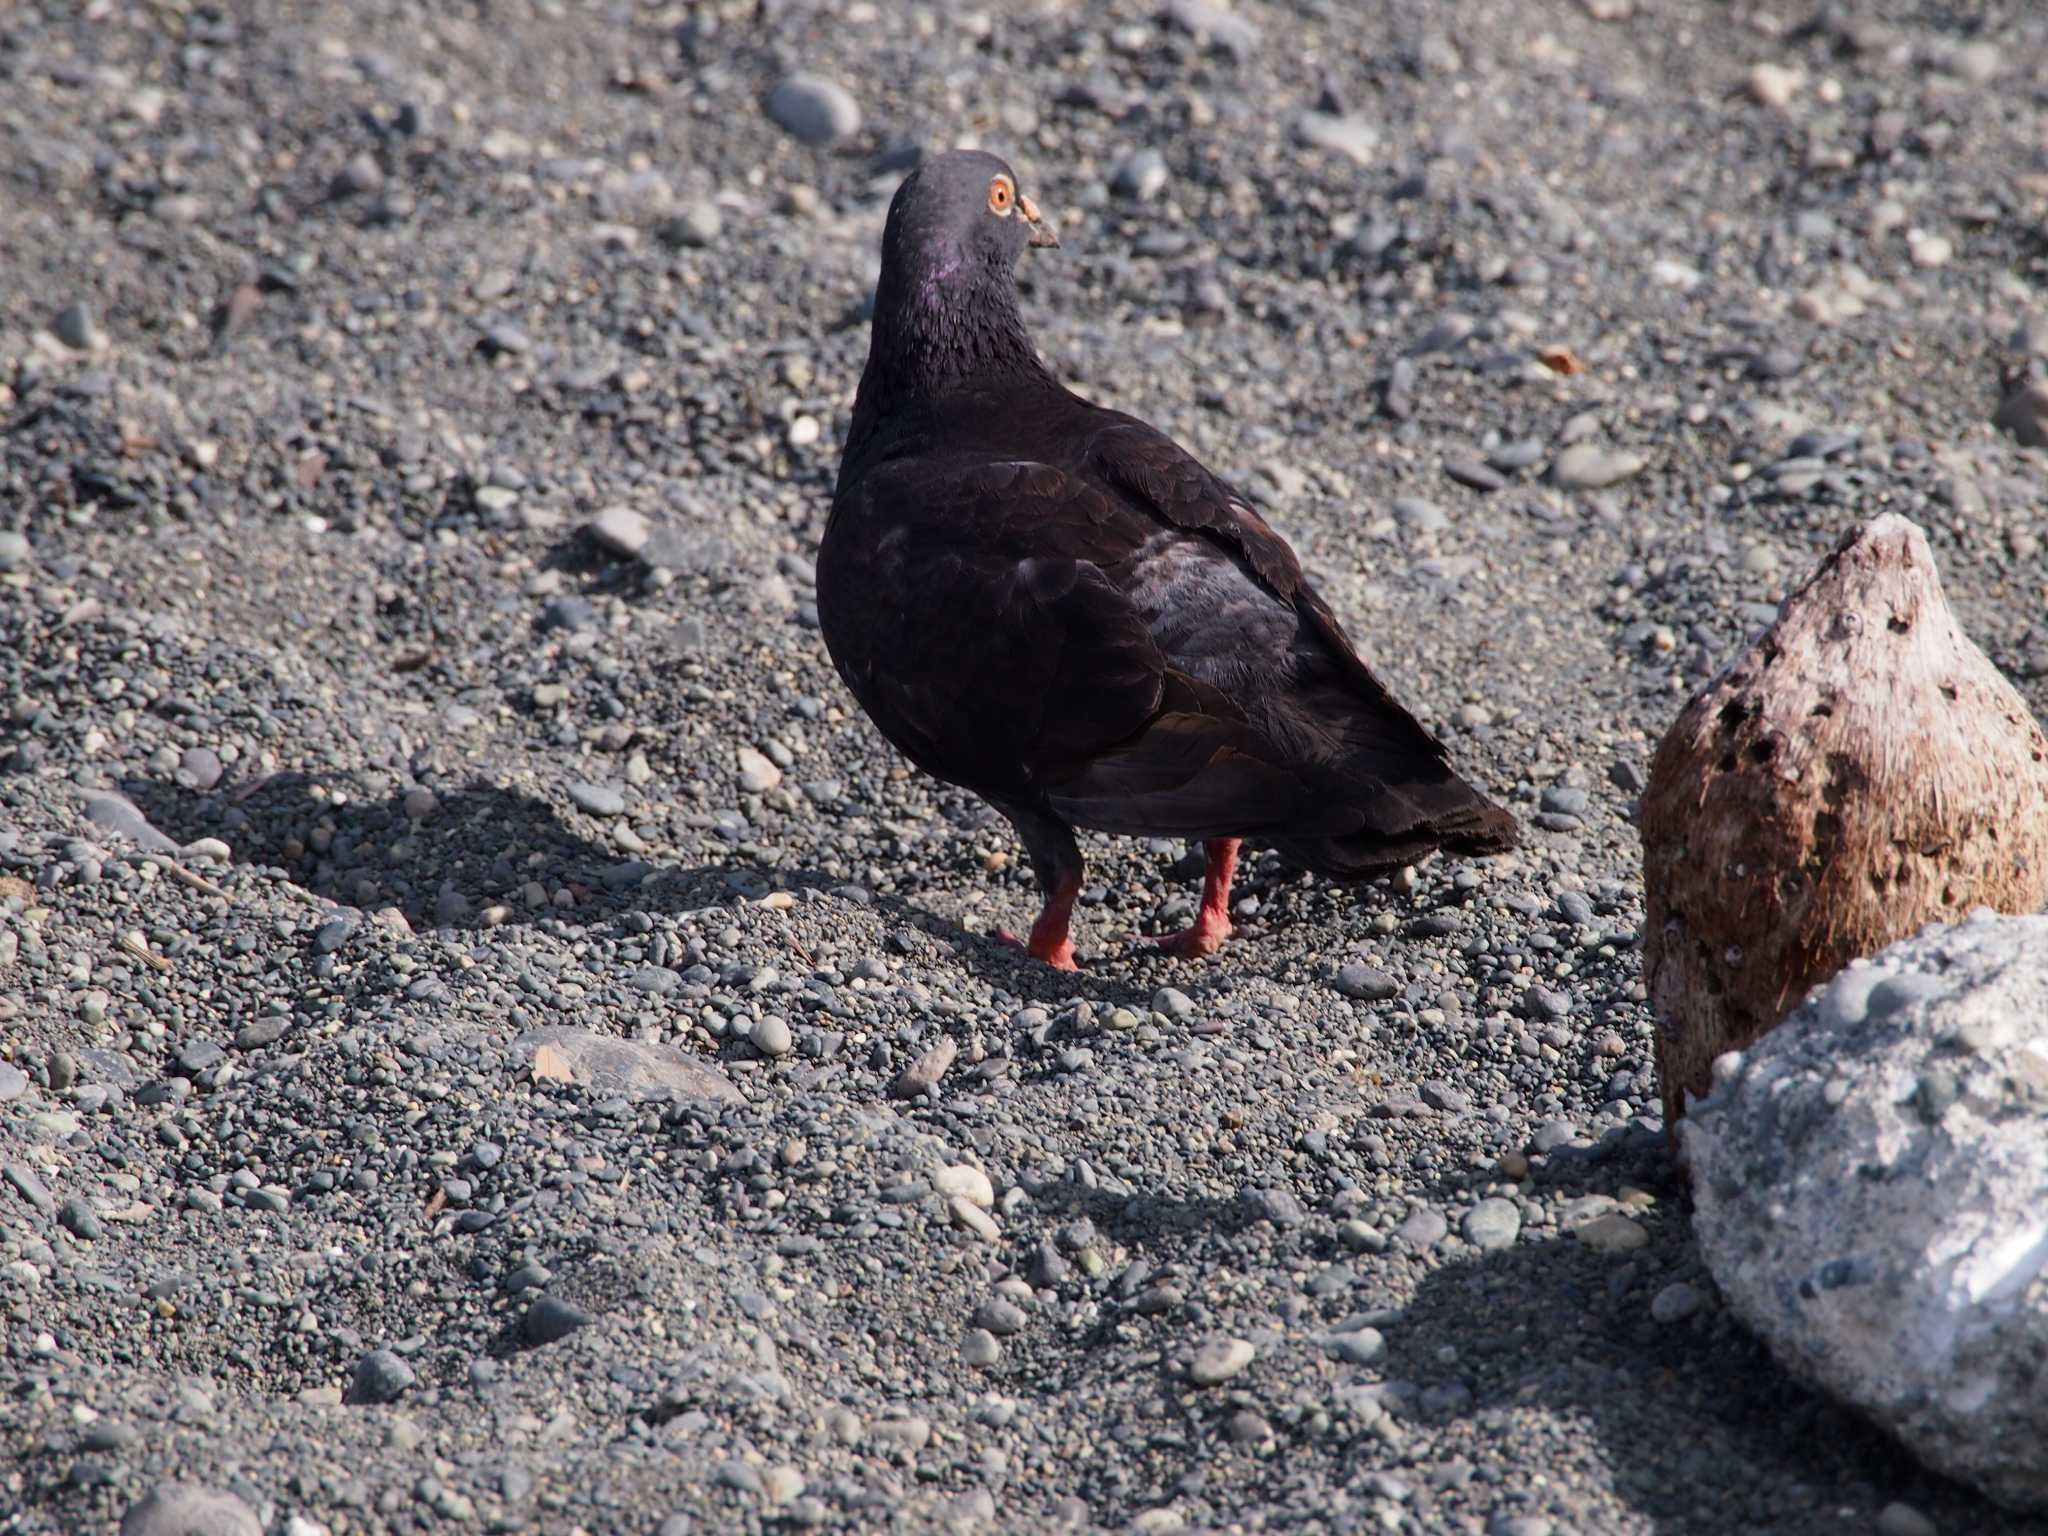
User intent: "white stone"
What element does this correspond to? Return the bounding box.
[1188,1336,1254,1385]
[1683,912,2048,1510]
[933,1163,994,1209]
[1747,62,1804,109]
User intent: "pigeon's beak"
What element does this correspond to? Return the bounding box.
[1019,193,1059,249]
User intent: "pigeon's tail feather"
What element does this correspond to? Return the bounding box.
[1271,774,1518,878]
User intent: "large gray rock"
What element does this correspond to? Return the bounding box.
[1682,910,2048,1510]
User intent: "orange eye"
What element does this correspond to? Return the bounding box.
[988,176,1015,215]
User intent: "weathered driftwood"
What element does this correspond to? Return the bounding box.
[1640,514,2048,1129]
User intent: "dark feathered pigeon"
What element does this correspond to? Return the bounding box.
[819,150,1517,969]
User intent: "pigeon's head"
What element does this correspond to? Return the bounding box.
[878,149,1059,292]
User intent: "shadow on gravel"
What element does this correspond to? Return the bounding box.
[1385,1234,2021,1533]
[115,771,1161,1004]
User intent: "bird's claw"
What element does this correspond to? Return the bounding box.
[995,927,1079,971]
[1137,919,1231,960]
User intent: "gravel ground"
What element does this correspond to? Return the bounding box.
[4,2,2047,1533]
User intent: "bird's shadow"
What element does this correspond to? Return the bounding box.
[115,770,1166,1007]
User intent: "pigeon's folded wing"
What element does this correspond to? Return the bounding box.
[820,456,1330,834]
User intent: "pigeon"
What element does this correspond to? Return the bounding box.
[818,150,1517,969]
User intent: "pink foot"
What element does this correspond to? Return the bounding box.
[1141,915,1231,960]
[1141,837,1240,961]
[996,927,1078,972]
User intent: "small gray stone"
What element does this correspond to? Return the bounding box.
[312,917,357,955]
[961,1328,1002,1367]
[1550,444,1647,489]
[1335,964,1399,1001]
[0,531,30,571]
[766,74,861,145]
[1242,1185,1307,1227]
[6,1162,55,1215]
[350,1348,416,1404]
[974,1298,1027,1337]
[1650,1281,1704,1324]
[1188,1336,1255,1386]
[176,1039,226,1074]
[1398,1207,1448,1250]
[524,1294,594,1346]
[1151,986,1195,1019]
[1875,1502,1938,1536]
[569,781,627,817]
[1294,112,1378,164]
[1461,1198,1521,1251]
[1325,1327,1386,1365]
[54,302,96,350]
[750,1016,793,1058]
[0,1064,26,1103]
[1111,148,1169,200]
[660,201,723,249]
[121,1484,261,1536]
[891,1038,957,1099]
[58,1196,103,1241]
[1393,496,1448,533]
[586,505,651,558]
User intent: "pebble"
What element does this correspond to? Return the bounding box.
[0,531,31,571]
[1188,1336,1255,1386]
[1111,148,1169,201]
[766,75,861,145]
[1392,496,1447,533]
[333,152,384,197]
[1650,1281,1703,1323]
[586,505,651,558]
[1294,112,1378,164]
[1550,444,1646,489]
[524,1294,594,1345]
[761,1467,804,1507]
[891,1038,957,1098]
[1151,986,1195,1020]
[1335,964,1400,1001]
[1242,1186,1307,1227]
[933,1163,995,1209]
[949,1195,1001,1243]
[974,1297,1027,1336]
[750,1016,793,1058]
[0,1064,27,1102]
[1875,1502,1937,1536]
[350,1348,416,1404]
[121,1485,261,1536]
[58,1197,102,1241]
[737,747,783,793]
[1746,62,1803,109]
[1573,1213,1649,1253]
[569,781,627,817]
[6,1162,55,1215]
[660,202,723,249]
[1398,1207,1449,1250]
[1906,230,1953,270]
[1461,1198,1521,1251]
[962,1328,1002,1367]
[1445,458,1507,493]
[54,302,96,350]
[1325,1328,1386,1365]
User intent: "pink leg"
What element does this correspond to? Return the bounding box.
[1148,838,1239,959]
[996,865,1081,971]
